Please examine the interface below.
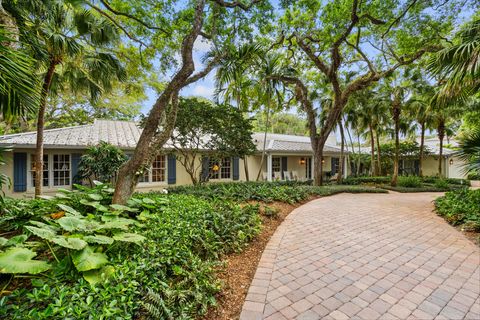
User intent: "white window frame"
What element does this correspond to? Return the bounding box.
[28,152,72,189]
[137,154,168,185]
[209,157,232,180]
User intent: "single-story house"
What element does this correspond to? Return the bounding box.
[356,137,467,178]
[0,120,349,198]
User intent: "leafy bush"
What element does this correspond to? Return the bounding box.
[341,176,391,185]
[422,176,470,185]
[77,142,128,186]
[167,181,311,204]
[467,172,480,180]
[0,187,261,319]
[434,178,450,189]
[435,189,480,231]
[397,176,422,188]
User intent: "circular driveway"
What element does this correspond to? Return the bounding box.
[240,192,480,320]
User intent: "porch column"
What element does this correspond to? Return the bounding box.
[267,154,272,182]
[344,155,348,178]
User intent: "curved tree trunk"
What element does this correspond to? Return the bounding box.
[391,94,401,187]
[419,122,425,177]
[113,0,207,204]
[437,120,445,177]
[35,59,58,197]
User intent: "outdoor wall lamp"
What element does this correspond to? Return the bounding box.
[449,159,453,165]
[321,158,325,164]
[300,157,306,165]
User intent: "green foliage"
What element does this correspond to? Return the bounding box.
[341,176,392,185]
[0,247,50,274]
[0,146,11,204]
[457,128,480,176]
[433,179,450,189]
[77,141,128,186]
[0,185,261,318]
[169,97,256,184]
[397,176,422,188]
[435,189,480,231]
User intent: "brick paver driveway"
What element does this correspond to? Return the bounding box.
[240,192,480,320]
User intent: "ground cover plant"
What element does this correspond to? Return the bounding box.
[435,189,480,233]
[342,175,469,192]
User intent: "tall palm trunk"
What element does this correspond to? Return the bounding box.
[35,58,58,197]
[337,120,345,183]
[356,132,361,176]
[345,122,356,175]
[437,120,445,177]
[375,129,381,176]
[237,95,250,181]
[419,121,426,177]
[391,94,401,187]
[256,102,271,181]
[368,123,375,176]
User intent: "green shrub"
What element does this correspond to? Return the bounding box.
[341,176,391,185]
[434,178,450,189]
[397,176,422,188]
[422,176,470,185]
[435,189,480,231]
[0,189,261,319]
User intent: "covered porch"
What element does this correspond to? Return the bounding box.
[262,153,348,182]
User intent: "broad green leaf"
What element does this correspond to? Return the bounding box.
[38,195,54,200]
[29,221,59,231]
[57,217,86,232]
[0,237,7,246]
[57,204,81,216]
[92,180,103,186]
[25,226,56,240]
[0,247,50,274]
[80,200,109,212]
[142,197,155,204]
[88,193,103,201]
[110,204,138,212]
[82,265,115,285]
[83,235,114,245]
[113,233,146,244]
[6,235,28,246]
[72,246,108,272]
[137,210,153,221]
[51,236,87,250]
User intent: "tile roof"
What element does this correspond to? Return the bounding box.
[0,119,343,154]
[252,132,342,153]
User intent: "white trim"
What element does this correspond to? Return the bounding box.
[27,152,72,189]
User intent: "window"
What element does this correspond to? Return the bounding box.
[138,155,166,183]
[332,157,340,174]
[31,154,49,187]
[272,157,281,178]
[152,155,166,182]
[220,158,231,179]
[53,154,70,186]
[209,157,231,179]
[209,158,220,179]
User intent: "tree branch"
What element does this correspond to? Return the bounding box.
[98,0,170,34]
[87,3,149,48]
[382,0,419,38]
[211,0,262,10]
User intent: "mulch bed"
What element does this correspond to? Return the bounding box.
[203,197,319,320]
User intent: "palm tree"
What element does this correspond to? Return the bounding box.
[407,85,436,177]
[0,28,39,120]
[214,43,262,181]
[457,129,480,177]
[10,0,125,196]
[428,17,480,97]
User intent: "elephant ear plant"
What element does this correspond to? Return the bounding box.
[0,182,148,285]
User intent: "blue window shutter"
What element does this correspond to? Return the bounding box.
[13,152,27,192]
[71,153,82,185]
[167,154,176,184]
[281,156,287,179]
[201,156,209,182]
[233,157,240,180]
